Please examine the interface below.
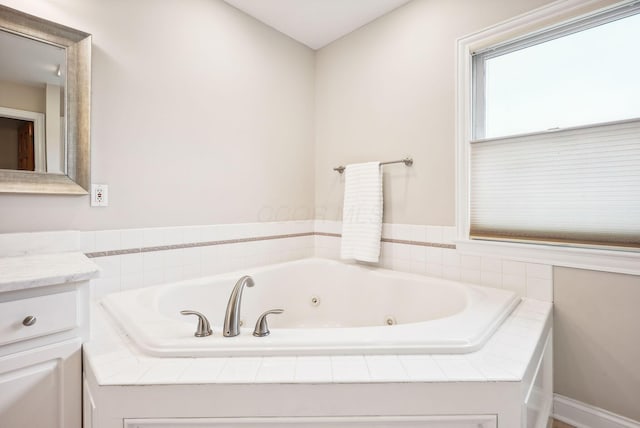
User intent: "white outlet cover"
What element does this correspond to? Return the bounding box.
[91,184,109,207]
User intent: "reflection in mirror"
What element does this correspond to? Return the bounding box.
[0,5,91,194]
[0,30,66,174]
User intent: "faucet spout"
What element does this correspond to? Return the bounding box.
[223,275,254,337]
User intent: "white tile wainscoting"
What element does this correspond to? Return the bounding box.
[85,223,315,301]
[0,221,554,427]
[0,219,553,302]
[315,220,553,302]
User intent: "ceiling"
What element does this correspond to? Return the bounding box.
[2,1,413,86]
[0,30,65,87]
[223,0,413,50]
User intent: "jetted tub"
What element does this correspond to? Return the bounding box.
[101,258,520,357]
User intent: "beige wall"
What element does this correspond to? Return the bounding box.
[0,80,46,113]
[314,0,639,421]
[0,0,638,421]
[0,0,316,232]
[554,268,640,421]
[314,0,555,225]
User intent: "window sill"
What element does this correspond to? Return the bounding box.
[455,239,640,276]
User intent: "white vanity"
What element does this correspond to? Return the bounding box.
[0,252,99,428]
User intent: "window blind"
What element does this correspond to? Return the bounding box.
[470,119,640,250]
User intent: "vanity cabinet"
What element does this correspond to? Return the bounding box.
[0,285,89,428]
[0,252,98,428]
[0,337,82,428]
[0,290,79,347]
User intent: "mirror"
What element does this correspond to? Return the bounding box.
[0,30,66,174]
[0,5,91,194]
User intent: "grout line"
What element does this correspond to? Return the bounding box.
[86,232,456,258]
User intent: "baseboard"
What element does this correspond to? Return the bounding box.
[553,394,640,428]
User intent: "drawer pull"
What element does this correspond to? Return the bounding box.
[22,316,37,327]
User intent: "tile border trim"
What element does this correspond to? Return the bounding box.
[86,232,456,259]
[381,238,456,249]
[85,232,314,258]
[316,232,456,249]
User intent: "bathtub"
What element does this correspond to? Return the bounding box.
[101,258,520,357]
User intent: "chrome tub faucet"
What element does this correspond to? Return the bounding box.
[180,310,212,337]
[223,275,254,337]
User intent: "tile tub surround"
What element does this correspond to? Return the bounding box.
[315,220,553,301]
[0,230,83,258]
[86,222,316,300]
[83,298,552,427]
[0,220,552,301]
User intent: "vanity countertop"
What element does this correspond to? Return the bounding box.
[0,252,100,293]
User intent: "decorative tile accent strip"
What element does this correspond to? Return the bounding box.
[314,232,341,238]
[85,232,314,258]
[381,238,456,249]
[315,232,456,249]
[85,232,455,258]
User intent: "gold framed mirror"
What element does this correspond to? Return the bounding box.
[0,5,91,194]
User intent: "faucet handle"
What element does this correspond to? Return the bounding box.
[253,309,284,337]
[180,310,213,337]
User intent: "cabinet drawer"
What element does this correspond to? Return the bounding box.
[0,291,78,346]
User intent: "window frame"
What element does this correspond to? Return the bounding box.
[472,1,640,141]
[455,0,640,275]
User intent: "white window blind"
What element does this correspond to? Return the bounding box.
[470,119,640,250]
[469,2,640,251]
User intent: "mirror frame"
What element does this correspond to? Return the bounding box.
[0,5,91,195]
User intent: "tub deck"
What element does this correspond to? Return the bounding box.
[86,297,550,385]
[83,298,552,428]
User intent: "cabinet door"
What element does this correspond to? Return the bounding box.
[0,339,81,428]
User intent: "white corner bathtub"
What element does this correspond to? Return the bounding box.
[101,258,520,357]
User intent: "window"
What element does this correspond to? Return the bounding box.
[469,2,640,251]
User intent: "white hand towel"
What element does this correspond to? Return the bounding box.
[340,161,383,263]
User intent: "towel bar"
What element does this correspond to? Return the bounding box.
[333,157,413,174]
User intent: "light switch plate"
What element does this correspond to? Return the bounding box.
[91,184,108,207]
